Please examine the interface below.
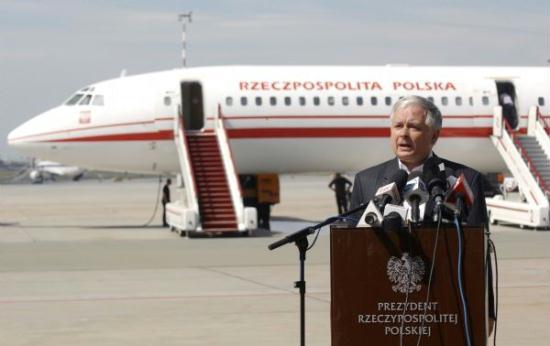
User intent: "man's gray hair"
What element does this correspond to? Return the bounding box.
[390,95,442,130]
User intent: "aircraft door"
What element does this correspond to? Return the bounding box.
[496,81,518,129]
[180,82,204,130]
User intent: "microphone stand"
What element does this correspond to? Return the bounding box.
[268,202,367,346]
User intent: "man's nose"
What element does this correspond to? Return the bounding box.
[398,126,410,136]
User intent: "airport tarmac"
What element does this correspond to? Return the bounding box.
[0,175,548,345]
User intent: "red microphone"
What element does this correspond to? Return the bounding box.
[444,174,474,218]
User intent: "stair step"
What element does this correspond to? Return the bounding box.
[198,190,231,195]
[195,176,227,180]
[202,215,237,222]
[200,208,235,214]
[198,196,231,201]
[192,165,224,170]
[200,227,239,232]
[200,206,234,211]
[198,194,232,200]
[187,136,218,144]
[188,143,219,148]
[193,172,226,178]
[189,151,222,157]
[189,153,222,158]
[202,222,238,229]
[196,182,230,188]
[196,186,230,192]
[191,161,225,167]
[194,171,226,176]
[200,205,234,210]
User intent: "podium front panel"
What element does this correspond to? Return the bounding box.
[330,226,486,346]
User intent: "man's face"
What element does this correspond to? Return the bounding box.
[390,105,440,168]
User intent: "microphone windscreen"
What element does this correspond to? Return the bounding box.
[389,169,409,191]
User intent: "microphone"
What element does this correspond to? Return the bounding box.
[445,173,474,220]
[382,211,403,233]
[357,201,383,227]
[423,158,448,219]
[373,170,408,213]
[403,171,429,224]
[383,203,409,226]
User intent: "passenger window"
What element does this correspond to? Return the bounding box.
[241,96,248,106]
[469,97,474,106]
[328,96,335,106]
[270,96,277,106]
[93,95,105,106]
[482,96,489,106]
[284,96,291,106]
[255,97,262,106]
[65,93,84,106]
[371,96,378,106]
[225,97,232,106]
[79,94,92,105]
[313,96,320,106]
[385,97,392,106]
[455,97,462,106]
[299,96,306,106]
[356,96,363,106]
[538,97,545,106]
[441,97,448,106]
[342,96,349,106]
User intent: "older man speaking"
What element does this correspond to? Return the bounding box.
[350,95,488,226]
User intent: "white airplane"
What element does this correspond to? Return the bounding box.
[29,160,85,183]
[7,65,550,230]
[11,159,85,183]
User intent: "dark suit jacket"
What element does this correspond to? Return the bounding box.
[350,155,488,227]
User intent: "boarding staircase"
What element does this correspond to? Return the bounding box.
[166,106,257,235]
[187,133,238,230]
[487,106,550,228]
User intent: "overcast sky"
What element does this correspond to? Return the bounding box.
[1,0,548,160]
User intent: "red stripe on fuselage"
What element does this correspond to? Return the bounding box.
[43,130,173,142]
[225,127,492,138]
[9,117,174,142]
[39,127,493,142]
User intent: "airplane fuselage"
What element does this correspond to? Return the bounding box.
[7,66,550,174]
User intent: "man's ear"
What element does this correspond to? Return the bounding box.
[431,129,440,145]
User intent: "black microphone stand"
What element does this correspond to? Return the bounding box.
[268,202,367,346]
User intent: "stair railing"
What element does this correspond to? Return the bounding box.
[492,106,547,205]
[174,113,199,215]
[213,104,246,230]
[504,110,550,195]
[538,107,550,134]
[533,106,550,159]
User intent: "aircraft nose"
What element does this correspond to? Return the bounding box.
[7,107,59,149]
[8,126,21,147]
[7,124,25,147]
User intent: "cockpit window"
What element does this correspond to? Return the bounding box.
[65,93,84,105]
[79,94,92,105]
[92,95,104,106]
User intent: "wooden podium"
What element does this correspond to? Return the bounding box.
[330,226,487,345]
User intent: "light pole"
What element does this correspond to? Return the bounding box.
[178,12,192,67]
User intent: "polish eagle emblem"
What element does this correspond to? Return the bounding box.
[386,252,425,294]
